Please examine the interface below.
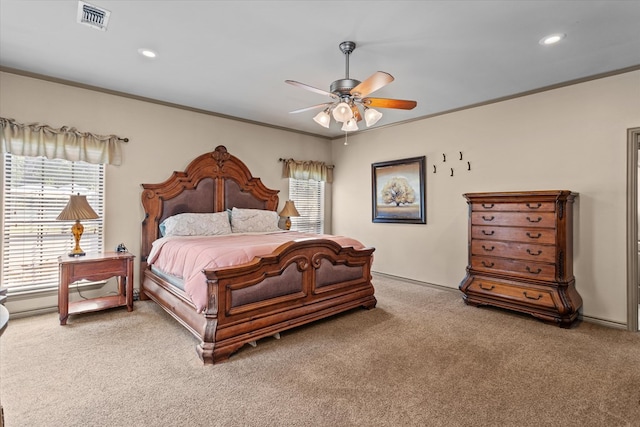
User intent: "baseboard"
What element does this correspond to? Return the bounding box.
[372,271,459,293]
[7,305,57,319]
[579,314,627,330]
[372,271,631,330]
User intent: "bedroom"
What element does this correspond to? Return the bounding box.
[1,1,640,425]
[1,0,638,326]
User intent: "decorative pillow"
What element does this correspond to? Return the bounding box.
[231,207,280,233]
[160,212,232,237]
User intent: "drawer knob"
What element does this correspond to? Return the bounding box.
[526,203,542,209]
[481,230,495,236]
[482,215,495,221]
[526,266,542,274]
[482,261,495,268]
[481,203,494,209]
[523,291,543,300]
[526,232,542,239]
[526,249,542,256]
[526,216,542,223]
[479,283,495,291]
[482,245,495,252]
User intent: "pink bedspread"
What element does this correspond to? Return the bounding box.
[148,231,366,313]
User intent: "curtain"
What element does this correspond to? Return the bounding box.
[281,158,334,183]
[0,117,126,166]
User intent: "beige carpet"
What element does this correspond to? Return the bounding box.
[1,275,639,427]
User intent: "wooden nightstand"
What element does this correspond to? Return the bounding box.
[58,252,135,325]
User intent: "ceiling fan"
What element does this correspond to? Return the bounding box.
[286,41,417,131]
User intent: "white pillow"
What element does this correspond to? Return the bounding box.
[231,207,280,233]
[160,212,232,237]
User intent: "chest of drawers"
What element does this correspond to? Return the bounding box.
[459,190,582,327]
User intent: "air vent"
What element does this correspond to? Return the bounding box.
[77,1,111,31]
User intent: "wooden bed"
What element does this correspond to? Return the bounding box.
[140,145,376,364]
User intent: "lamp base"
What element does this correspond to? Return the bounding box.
[69,220,86,257]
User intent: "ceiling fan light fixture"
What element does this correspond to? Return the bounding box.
[341,119,358,132]
[313,109,331,128]
[287,41,416,133]
[364,107,383,127]
[332,102,353,123]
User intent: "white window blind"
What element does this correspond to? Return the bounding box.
[289,178,324,233]
[2,154,104,293]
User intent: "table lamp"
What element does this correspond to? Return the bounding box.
[56,194,99,257]
[279,200,300,230]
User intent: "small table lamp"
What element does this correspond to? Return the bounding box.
[56,194,99,257]
[279,200,300,230]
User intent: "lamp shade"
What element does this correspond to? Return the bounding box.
[364,107,383,127]
[332,102,353,123]
[279,200,300,218]
[56,194,99,221]
[313,110,331,128]
[341,119,359,132]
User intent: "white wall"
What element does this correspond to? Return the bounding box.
[331,70,640,325]
[0,71,330,313]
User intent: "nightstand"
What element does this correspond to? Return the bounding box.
[58,252,135,325]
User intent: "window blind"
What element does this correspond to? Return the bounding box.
[1,154,104,293]
[288,178,324,234]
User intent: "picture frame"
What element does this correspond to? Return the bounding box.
[371,156,426,224]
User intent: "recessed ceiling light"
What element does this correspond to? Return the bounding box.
[539,33,566,46]
[138,48,157,58]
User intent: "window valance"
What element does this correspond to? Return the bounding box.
[281,158,334,183]
[0,117,127,165]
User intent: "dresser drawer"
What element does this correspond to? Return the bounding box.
[472,202,555,212]
[471,255,556,281]
[466,278,557,309]
[471,212,556,228]
[471,240,556,263]
[471,226,556,244]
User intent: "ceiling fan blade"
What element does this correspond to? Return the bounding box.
[289,103,334,114]
[351,104,362,122]
[350,71,394,98]
[285,80,337,98]
[363,98,417,110]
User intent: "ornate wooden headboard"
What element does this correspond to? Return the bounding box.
[140,145,279,264]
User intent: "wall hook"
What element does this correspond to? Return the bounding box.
[450,168,454,177]
[459,151,463,160]
[443,153,446,162]
[467,161,471,171]
[433,165,437,173]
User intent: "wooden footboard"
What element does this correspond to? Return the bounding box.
[142,238,375,364]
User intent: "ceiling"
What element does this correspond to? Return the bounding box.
[1,1,639,139]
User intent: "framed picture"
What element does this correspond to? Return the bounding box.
[371,156,426,224]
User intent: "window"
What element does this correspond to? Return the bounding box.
[1,154,104,294]
[288,178,324,233]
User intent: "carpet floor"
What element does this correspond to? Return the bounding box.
[1,275,639,426]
